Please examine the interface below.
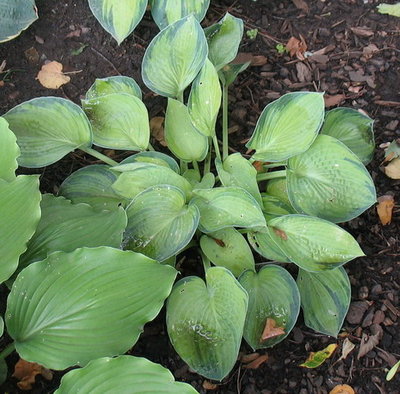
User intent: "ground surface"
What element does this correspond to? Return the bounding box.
[0,0,399,393]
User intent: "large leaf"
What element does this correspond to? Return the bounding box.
[320,107,374,165]
[247,230,290,262]
[287,135,376,223]
[188,59,221,137]
[167,267,248,380]
[165,99,208,162]
[205,13,244,71]
[0,175,41,283]
[297,267,351,336]
[267,215,364,272]
[7,247,176,369]
[239,265,300,349]
[0,117,20,182]
[150,0,210,30]
[261,194,294,222]
[111,162,192,200]
[88,0,148,44]
[200,228,255,277]
[124,186,199,261]
[18,194,127,272]
[0,0,38,43]
[266,177,291,207]
[59,164,127,210]
[218,61,250,87]
[55,356,198,393]
[216,153,262,206]
[82,93,149,151]
[192,187,266,233]
[121,151,180,173]
[246,92,324,162]
[4,97,92,168]
[85,76,142,100]
[142,15,208,98]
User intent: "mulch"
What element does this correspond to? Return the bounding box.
[0,0,399,393]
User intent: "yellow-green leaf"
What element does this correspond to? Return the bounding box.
[300,343,338,368]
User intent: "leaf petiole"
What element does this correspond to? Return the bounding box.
[0,342,15,360]
[257,170,287,182]
[81,147,119,167]
[222,84,229,160]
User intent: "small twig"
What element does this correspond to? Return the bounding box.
[90,47,121,75]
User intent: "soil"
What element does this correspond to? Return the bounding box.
[0,0,399,393]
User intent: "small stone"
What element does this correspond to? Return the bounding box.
[373,310,385,325]
[358,286,369,300]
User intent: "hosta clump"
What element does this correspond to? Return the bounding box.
[0,6,376,391]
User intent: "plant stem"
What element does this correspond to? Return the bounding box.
[263,162,287,168]
[192,161,200,176]
[81,147,118,167]
[222,84,229,161]
[200,251,211,273]
[180,160,188,174]
[257,170,287,182]
[177,90,184,103]
[147,142,155,151]
[204,140,212,176]
[0,342,15,360]
[212,135,221,161]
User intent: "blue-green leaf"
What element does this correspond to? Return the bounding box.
[0,117,20,182]
[85,76,142,100]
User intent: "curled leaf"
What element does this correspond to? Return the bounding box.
[242,354,268,369]
[377,195,395,225]
[13,359,53,390]
[261,318,285,341]
[300,343,338,368]
[329,384,355,394]
[36,61,70,89]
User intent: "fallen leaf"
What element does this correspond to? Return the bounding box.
[350,26,374,37]
[272,228,288,241]
[24,47,39,64]
[240,352,260,363]
[0,60,7,73]
[377,3,400,17]
[296,62,312,82]
[324,94,345,107]
[329,384,355,394]
[12,359,53,390]
[150,116,167,147]
[242,354,269,369]
[300,343,338,368]
[203,380,218,390]
[363,43,379,59]
[384,139,400,162]
[338,338,356,361]
[234,53,268,67]
[358,324,383,359]
[36,61,70,89]
[377,195,395,225]
[285,36,307,60]
[261,318,285,341]
[386,360,400,381]
[384,158,400,179]
[292,0,309,13]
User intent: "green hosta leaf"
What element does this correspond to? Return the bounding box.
[320,107,374,165]
[124,186,199,261]
[121,151,180,173]
[377,3,400,17]
[18,194,127,272]
[184,171,215,190]
[200,228,255,277]
[85,76,142,100]
[268,215,364,272]
[239,265,300,349]
[297,267,351,337]
[0,0,38,43]
[7,247,176,369]
[55,356,198,394]
[266,177,291,207]
[0,117,19,181]
[4,97,92,168]
[205,13,244,71]
[188,59,221,137]
[218,61,250,86]
[165,99,208,162]
[246,92,324,162]
[82,93,149,151]
[261,194,294,221]
[192,187,266,233]
[0,316,3,337]
[216,153,262,206]
[88,0,148,44]
[247,230,289,262]
[59,164,127,210]
[150,0,210,30]
[111,162,192,200]
[287,135,376,223]
[0,176,41,283]
[167,267,248,380]
[142,15,208,98]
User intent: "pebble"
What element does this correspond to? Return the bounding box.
[359,286,369,299]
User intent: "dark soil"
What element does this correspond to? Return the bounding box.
[1,0,399,393]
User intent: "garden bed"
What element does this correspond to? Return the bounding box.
[0,0,399,392]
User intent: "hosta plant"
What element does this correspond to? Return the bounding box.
[0,6,376,391]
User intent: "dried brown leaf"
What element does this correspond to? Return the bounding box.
[358,324,383,359]
[377,195,395,225]
[13,359,53,390]
[261,318,285,341]
[338,338,356,361]
[350,26,374,37]
[150,116,167,147]
[384,158,400,179]
[203,380,218,390]
[324,94,345,108]
[242,354,268,369]
[285,36,307,60]
[234,53,268,67]
[240,352,260,363]
[329,384,355,394]
[36,61,70,89]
